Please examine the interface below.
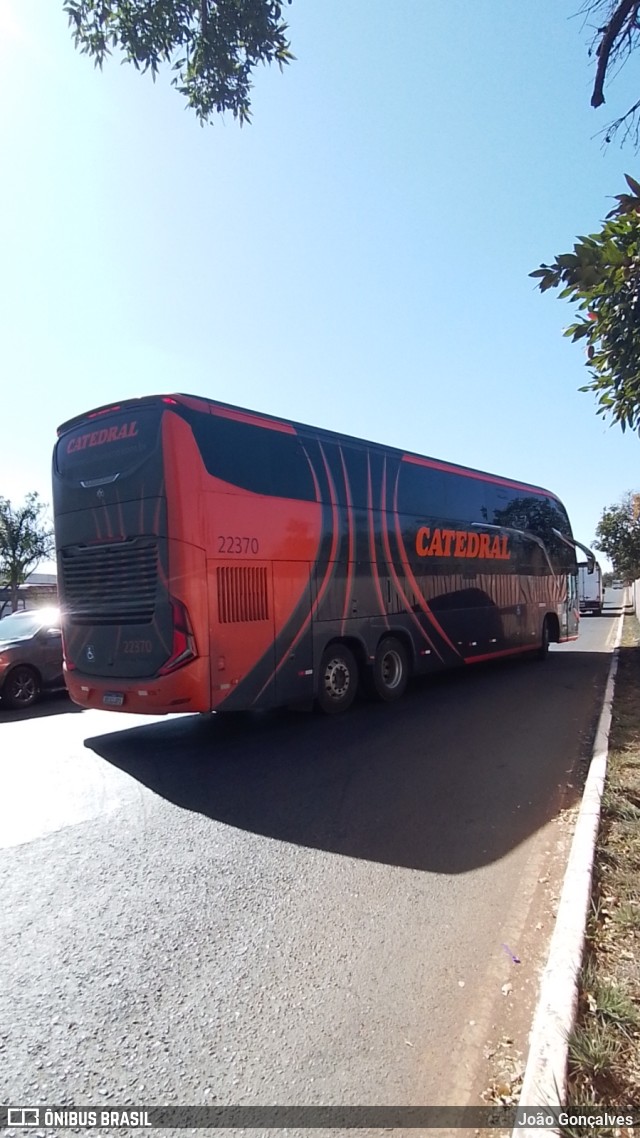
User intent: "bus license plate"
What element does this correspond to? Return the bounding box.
[103,692,124,707]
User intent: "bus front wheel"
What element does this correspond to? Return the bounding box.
[371,637,409,702]
[317,644,359,715]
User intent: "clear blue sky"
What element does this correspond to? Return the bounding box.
[1,0,639,573]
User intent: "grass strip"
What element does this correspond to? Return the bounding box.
[561,613,640,1134]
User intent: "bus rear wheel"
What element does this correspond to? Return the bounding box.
[372,637,409,702]
[317,644,359,715]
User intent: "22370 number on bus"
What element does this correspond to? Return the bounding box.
[217,535,260,555]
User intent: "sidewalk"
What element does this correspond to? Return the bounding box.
[515,603,640,1133]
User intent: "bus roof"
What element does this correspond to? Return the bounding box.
[56,392,562,503]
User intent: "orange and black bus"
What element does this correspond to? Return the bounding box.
[52,393,589,716]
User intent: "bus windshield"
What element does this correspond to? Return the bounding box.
[56,407,161,483]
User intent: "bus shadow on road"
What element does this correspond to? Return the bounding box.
[85,648,612,875]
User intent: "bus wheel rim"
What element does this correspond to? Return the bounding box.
[323,658,350,700]
[380,649,403,690]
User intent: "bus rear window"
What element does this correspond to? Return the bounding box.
[56,409,161,482]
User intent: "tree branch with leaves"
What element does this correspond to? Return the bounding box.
[63,0,295,125]
[531,174,640,433]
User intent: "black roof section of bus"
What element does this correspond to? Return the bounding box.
[56,392,561,504]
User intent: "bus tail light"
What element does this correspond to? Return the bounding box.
[158,597,197,675]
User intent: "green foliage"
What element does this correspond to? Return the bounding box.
[0,493,55,612]
[531,175,640,433]
[594,491,640,580]
[63,0,295,125]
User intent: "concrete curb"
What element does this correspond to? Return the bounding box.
[512,612,625,1134]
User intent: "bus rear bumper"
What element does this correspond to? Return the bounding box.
[64,658,211,715]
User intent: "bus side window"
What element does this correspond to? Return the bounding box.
[441,471,488,524]
[185,412,317,502]
[396,464,450,521]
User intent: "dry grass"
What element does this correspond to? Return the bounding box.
[561,614,640,1133]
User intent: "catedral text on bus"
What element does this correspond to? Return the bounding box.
[52,394,593,716]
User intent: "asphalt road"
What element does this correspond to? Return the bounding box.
[0,594,625,1134]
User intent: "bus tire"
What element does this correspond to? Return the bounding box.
[537,617,551,660]
[371,637,409,702]
[317,644,359,715]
